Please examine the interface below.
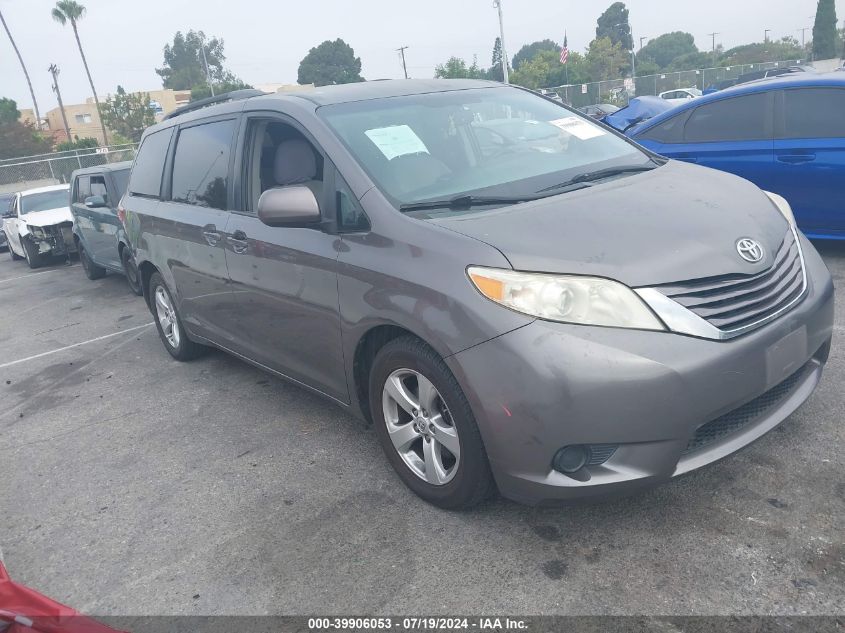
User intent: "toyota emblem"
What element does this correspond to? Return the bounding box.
[736,238,764,263]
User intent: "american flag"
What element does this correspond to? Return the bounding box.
[560,33,569,64]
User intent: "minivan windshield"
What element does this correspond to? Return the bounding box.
[20,189,69,215]
[319,86,651,212]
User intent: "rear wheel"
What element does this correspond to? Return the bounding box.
[369,336,495,509]
[149,272,207,361]
[78,242,106,280]
[121,246,143,296]
[22,236,43,269]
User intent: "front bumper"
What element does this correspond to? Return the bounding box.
[27,223,76,257]
[447,235,835,505]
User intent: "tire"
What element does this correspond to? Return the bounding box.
[21,236,43,269]
[78,242,106,280]
[148,272,207,361]
[9,240,22,260]
[121,246,143,296]
[369,335,495,509]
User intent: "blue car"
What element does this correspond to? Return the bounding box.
[630,73,845,240]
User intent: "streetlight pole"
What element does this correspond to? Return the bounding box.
[493,0,509,84]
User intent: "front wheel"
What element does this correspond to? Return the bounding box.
[149,272,207,361]
[22,236,43,269]
[79,242,106,280]
[369,336,495,509]
[121,246,143,296]
[8,239,22,260]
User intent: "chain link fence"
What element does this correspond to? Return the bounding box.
[549,59,804,109]
[0,144,137,193]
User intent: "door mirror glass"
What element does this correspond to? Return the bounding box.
[257,186,321,227]
[84,195,106,208]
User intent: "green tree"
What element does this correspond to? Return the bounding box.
[297,39,363,86]
[720,37,805,65]
[434,56,486,79]
[812,0,838,59]
[52,0,108,144]
[190,77,252,101]
[637,32,697,69]
[0,99,51,158]
[488,37,505,82]
[511,49,558,89]
[512,39,559,71]
[156,30,240,92]
[1,9,41,130]
[56,136,99,151]
[100,86,156,143]
[586,37,630,81]
[596,2,633,52]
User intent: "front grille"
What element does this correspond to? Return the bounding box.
[654,229,805,333]
[683,361,811,455]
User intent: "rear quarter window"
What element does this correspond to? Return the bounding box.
[128,128,174,198]
[781,88,845,139]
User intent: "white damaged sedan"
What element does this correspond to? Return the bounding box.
[2,184,76,268]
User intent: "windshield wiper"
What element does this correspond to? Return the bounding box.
[399,194,550,213]
[538,164,658,194]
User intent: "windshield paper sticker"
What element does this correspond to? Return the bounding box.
[365,125,429,160]
[549,117,606,140]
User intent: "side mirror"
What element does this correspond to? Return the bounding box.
[257,185,321,227]
[84,195,106,208]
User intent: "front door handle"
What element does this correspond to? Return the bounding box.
[776,153,816,164]
[202,224,221,246]
[228,230,248,254]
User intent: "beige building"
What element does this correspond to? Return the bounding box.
[43,88,192,145]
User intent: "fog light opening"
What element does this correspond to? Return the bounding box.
[553,445,590,474]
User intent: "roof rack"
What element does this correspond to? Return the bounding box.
[163,89,266,121]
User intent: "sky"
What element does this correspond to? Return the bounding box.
[1,0,843,114]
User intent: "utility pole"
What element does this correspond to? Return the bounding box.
[798,27,809,49]
[764,29,770,43]
[199,33,215,96]
[396,46,409,79]
[48,64,71,142]
[493,0,509,84]
[708,32,720,65]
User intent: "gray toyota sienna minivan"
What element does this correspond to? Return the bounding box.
[121,80,834,508]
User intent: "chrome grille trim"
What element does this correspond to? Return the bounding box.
[637,226,807,341]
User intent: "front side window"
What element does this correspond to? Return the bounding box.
[129,128,174,198]
[171,119,236,210]
[782,88,845,139]
[90,175,109,204]
[74,176,91,204]
[637,110,691,144]
[319,86,648,212]
[684,93,770,142]
[20,190,69,215]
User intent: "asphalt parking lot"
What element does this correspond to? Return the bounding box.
[1,245,843,617]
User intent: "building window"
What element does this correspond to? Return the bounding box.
[75,113,92,124]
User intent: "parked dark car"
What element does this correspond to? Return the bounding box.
[631,73,845,239]
[70,161,141,294]
[578,103,620,120]
[121,81,833,508]
[703,65,810,95]
[602,96,674,133]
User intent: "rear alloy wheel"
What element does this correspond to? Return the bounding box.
[21,236,43,269]
[370,336,495,509]
[79,243,106,280]
[121,247,143,296]
[149,272,206,361]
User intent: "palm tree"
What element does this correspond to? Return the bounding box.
[0,8,42,131]
[51,0,108,144]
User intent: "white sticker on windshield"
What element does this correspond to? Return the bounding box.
[365,125,429,160]
[549,116,607,140]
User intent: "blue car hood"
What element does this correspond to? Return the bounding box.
[603,96,675,134]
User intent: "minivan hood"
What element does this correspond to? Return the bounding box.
[431,161,789,288]
[22,207,73,228]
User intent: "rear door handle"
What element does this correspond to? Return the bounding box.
[228,229,248,254]
[202,224,221,246]
[777,153,816,164]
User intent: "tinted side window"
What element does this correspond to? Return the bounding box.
[90,176,109,204]
[129,128,174,197]
[782,88,845,139]
[637,110,691,144]
[684,93,770,142]
[171,119,236,210]
[74,176,91,203]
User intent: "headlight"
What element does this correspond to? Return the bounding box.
[467,267,665,331]
[764,191,796,227]
[28,225,46,240]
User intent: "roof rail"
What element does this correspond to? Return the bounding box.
[163,89,266,121]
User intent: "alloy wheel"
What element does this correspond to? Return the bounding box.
[382,369,461,485]
[154,285,181,348]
